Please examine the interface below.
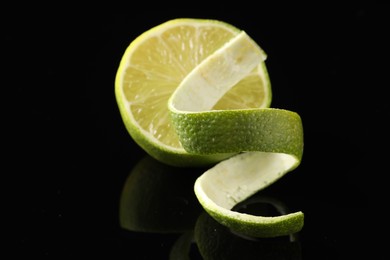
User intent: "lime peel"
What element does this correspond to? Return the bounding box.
[194,152,303,237]
[168,30,304,237]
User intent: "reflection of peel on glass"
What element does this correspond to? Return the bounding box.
[195,195,302,260]
[119,155,203,233]
[169,231,194,260]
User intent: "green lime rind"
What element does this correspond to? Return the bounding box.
[203,206,303,238]
[170,108,303,160]
[195,191,304,238]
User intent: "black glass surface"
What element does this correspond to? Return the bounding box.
[8,7,389,258]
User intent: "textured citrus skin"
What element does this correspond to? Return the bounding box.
[203,207,303,238]
[171,108,303,159]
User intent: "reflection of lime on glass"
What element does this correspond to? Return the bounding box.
[116,18,304,237]
[119,155,203,233]
[169,231,195,260]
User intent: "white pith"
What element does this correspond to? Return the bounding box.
[194,152,298,211]
[169,32,266,113]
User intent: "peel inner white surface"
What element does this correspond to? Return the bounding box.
[169,32,266,112]
[195,152,297,210]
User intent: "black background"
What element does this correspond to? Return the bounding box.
[7,6,389,258]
